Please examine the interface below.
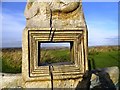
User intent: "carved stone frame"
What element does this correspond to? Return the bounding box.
[22,28,88,81]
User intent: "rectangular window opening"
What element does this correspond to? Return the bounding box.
[38,41,74,66]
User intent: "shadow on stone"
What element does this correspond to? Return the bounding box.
[75,71,92,90]
[75,68,116,90]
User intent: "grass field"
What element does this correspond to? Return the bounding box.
[1,48,22,73]
[39,48,71,65]
[0,46,120,73]
[88,50,119,69]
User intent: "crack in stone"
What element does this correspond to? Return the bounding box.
[49,65,54,90]
[49,9,53,41]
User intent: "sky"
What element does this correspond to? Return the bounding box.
[1,1,119,48]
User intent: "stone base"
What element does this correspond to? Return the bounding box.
[23,78,82,88]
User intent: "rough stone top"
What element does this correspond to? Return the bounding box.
[24,0,86,28]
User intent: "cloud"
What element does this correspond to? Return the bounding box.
[85,13,118,46]
[88,26,118,46]
[41,43,70,48]
[1,9,25,47]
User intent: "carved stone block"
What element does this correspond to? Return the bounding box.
[22,0,88,88]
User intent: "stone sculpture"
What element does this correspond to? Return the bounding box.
[22,0,88,88]
[24,0,85,28]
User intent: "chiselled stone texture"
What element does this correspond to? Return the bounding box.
[22,28,88,88]
[24,0,86,28]
[22,0,88,88]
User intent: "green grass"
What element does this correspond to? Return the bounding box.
[1,48,22,73]
[40,48,71,65]
[1,57,21,73]
[88,50,119,69]
[1,46,119,73]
